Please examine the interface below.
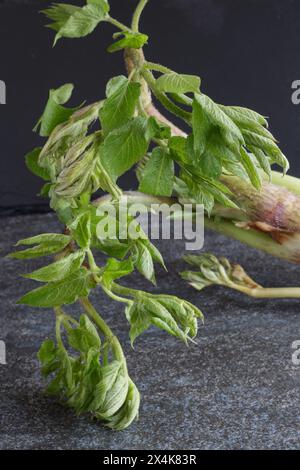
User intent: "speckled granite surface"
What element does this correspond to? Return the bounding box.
[0,213,299,450]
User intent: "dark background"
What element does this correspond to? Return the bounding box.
[0,0,300,210]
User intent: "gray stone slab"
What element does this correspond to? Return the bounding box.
[0,213,299,450]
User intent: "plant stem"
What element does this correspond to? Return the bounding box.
[144,61,174,74]
[79,297,126,365]
[141,68,192,123]
[234,285,300,298]
[102,285,133,305]
[132,0,149,32]
[107,16,131,32]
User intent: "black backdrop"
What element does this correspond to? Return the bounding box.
[1,0,300,209]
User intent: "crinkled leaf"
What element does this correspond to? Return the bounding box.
[100,77,141,134]
[43,4,109,45]
[194,94,244,143]
[25,148,50,181]
[139,147,174,197]
[70,211,92,249]
[101,258,134,288]
[24,251,85,282]
[38,339,60,377]
[18,268,93,307]
[106,379,140,431]
[145,116,171,141]
[239,146,261,189]
[10,233,71,260]
[101,117,148,180]
[108,32,148,53]
[68,315,101,353]
[34,84,77,137]
[156,73,201,94]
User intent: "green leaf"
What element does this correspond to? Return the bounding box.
[42,3,81,31]
[10,233,71,260]
[70,211,92,249]
[38,339,60,377]
[127,297,189,345]
[106,379,140,431]
[194,94,244,143]
[192,99,211,156]
[24,251,85,282]
[133,242,156,284]
[156,73,201,94]
[239,147,261,190]
[142,238,166,271]
[139,147,174,197]
[125,301,151,346]
[43,4,109,45]
[18,268,93,307]
[248,145,271,179]
[220,105,268,128]
[25,148,50,181]
[89,360,122,411]
[68,315,101,353]
[101,117,149,180]
[198,151,222,180]
[87,0,110,13]
[169,136,189,164]
[108,32,148,53]
[101,258,134,288]
[100,77,141,134]
[242,129,289,173]
[34,84,76,137]
[145,116,171,141]
[95,366,129,419]
[16,233,71,247]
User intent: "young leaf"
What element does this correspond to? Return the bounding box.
[238,147,261,190]
[220,105,268,128]
[108,32,148,53]
[25,148,50,181]
[101,117,148,180]
[42,3,81,31]
[194,94,244,144]
[24,251,85,282]
[192,99,211,156]
[15,233,71,247]
[70,211,92,249]
[10,233,71,259]
[43,3,109,45]
[145,116,171,141]
[249,145,271,179]
[101,258,134,288]
[105,380,140,431]
[133,241,156,284]
[156,73,201,94]
[34,84,77,137]
[198,151,222,180]
[87,0,110,13]
[38,339,60,377]
[100,77,141,134]
[139,147,174,197]
[18,268,93,307]
[68,315,101,353]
